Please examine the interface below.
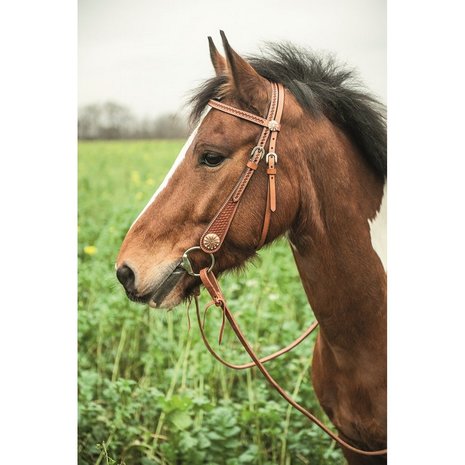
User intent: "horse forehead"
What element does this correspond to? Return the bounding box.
[198,106,261,143]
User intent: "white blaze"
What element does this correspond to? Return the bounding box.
[129,125,200,231]
[368,185,387,271]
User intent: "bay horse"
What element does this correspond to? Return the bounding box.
[116,32,387,464]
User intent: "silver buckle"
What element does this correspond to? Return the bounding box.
[250,146,265,160]
[265,152,278,163]
[181,246,215,277]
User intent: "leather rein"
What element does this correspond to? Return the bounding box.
[181,82,387,457]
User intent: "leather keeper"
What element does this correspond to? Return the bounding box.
[266,168,277,175]
[247,161,258,170]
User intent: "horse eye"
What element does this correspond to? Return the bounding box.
[201,152,225,168]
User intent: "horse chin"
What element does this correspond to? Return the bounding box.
[147,268,198,310]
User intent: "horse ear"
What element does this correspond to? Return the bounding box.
[219,31,268,106]
[208,36,227,76]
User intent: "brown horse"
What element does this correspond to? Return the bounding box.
[116,32,387,464]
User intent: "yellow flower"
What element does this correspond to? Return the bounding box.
[145,178,155,187]
[84,245,97,256]
[135,191,144,200]
[131,170,141,185]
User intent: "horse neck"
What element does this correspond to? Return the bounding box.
[287,116,386,360]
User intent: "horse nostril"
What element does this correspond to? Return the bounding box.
[116,264,136,293]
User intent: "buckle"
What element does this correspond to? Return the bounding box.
[265,152,278,163]
[250,146,266,160]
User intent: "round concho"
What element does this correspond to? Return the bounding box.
[203,233,220,251]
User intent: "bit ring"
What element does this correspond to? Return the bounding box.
[181,246,215,277]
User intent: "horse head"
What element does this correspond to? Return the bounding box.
[116,32,386,312]
[116,33,305,308]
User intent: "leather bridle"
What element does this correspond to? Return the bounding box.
[181,81,387,457]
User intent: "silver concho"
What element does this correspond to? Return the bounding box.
[203,233,220,250]
[268,120,279,131]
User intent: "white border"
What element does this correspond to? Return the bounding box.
[1,1,464,464]
[0,1,77,462]
[388,2,465,463]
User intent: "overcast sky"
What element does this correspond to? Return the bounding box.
[79,0,385,119]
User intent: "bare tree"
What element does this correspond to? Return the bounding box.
[98,102,136,139]
[151,113,189,139]
[78,102,189,140]
[78,104,102,139]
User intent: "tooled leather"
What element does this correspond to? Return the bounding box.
[257,83,283,245]
[199,157,260,254]
[260,83,284,234]
[199,162,252,254]
[200,82,281,253]
[229,82,279,205]
[268,83,284,154]
[204,201,237,239]
[231,148,263,202]
[207,99,280,130]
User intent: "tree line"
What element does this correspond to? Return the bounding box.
[78,101,190,140]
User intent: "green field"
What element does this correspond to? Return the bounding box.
[78,140,344,465]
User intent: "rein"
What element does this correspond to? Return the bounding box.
[181,82,387,456]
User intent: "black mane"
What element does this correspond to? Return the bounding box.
[189,42,387,179]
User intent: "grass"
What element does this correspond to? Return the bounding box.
[78,139,344,465]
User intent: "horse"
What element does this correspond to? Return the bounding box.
[116,31,387,464]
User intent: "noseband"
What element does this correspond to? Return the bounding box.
[181,81,387,457]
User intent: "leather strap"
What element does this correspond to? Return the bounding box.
[268,83,285,156]
[200,82,283,253]
[257,153,277,249]
[208,99,281,131]
[257,191,271,249]
[198,269,387,457]
[194,289,319,370]
[256,83,284,248]
[198,146,266,253]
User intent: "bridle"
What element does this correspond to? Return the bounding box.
[181,80,284,274]
[180,81,387,456]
